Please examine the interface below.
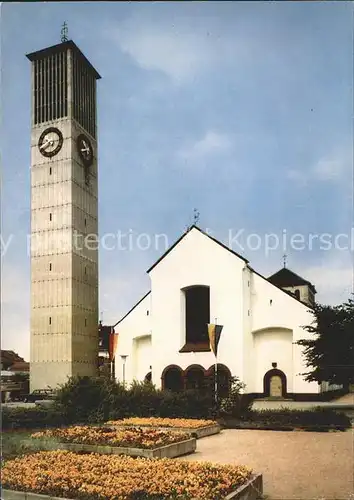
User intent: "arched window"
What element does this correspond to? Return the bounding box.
[185,286,210,345]
[206,364,231,398]
[185,366,205,391]
[294,289,300,300]
[162,366,183,392]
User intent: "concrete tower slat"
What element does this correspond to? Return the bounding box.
[27,40,101,390]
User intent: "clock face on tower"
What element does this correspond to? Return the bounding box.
[77,134,93,167]
[38,127,63,157]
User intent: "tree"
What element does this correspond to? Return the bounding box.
[296,297,354,388]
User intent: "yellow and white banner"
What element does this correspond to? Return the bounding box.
[207,324,223,357]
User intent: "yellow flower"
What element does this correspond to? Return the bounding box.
[3,451,252,500]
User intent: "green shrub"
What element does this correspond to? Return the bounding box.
[248,407,351,429]
[54,376,127,424]
[4,375,244,429]
[54,377,217,423]
[219,377,254,419]
[2,407,65,430]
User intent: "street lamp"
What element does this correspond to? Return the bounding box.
[120,355,128,387]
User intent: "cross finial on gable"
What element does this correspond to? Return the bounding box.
[185,208,200,232]
[283,253,287,268]
[193,208,200,225]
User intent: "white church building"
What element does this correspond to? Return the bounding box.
[114,225,321,399]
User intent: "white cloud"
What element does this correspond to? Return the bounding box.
[287,150,351,186]
[105,19,234,84]
[312,158,347,181]
[178,131,232,163]
[118,32,207,83]
[301,256,353,306]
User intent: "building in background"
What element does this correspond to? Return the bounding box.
[1,350,26,371]
[27,38,100,391]
[1,350,29,402]
[98,322,116,378]
[268,268,316,307]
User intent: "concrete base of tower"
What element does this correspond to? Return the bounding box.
[30,361,98,392]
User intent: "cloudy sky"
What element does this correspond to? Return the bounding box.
[1,2,353,360]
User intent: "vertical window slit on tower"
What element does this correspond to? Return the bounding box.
[48,56,52,121]
[49,167,52,175]
[49,317,52,325]
[53,53,57,121]
[64,51,68,116]
[32,48,70,124]
[39,58,43,123]
[72,53,95,138]
[34,61,38,124]
[49,213,52,221]
[44,57,48,122]
[49,263,52,271]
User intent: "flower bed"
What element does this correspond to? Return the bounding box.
[110,417,217,428]
[2,450,254,500]
[31,425,189,449]
[107,417,221,438]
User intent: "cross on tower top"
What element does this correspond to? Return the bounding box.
[61,21,69,43]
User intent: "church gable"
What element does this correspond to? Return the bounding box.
[147,225,248,277]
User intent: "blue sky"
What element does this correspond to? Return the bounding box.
[1,2,353,360]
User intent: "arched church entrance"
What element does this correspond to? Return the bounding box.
[263,368,287,398]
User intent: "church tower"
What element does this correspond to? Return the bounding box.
[26,35,101,390]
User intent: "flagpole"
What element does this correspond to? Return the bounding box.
[214,318,218,408]
[215,352,218,406]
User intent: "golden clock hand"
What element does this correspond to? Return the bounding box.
[40,139,53,151]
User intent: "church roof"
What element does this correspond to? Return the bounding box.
[268,267,317,293]
[26,40,101,79]
[147,225,248,273]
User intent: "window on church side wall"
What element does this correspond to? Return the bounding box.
[185,367,205,391]
[294,289,300,300]
[185,286,210,345]
[164,367,183,392]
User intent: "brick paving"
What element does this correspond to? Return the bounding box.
[180,429,354,499]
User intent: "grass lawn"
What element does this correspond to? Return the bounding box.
[2,429,58,460]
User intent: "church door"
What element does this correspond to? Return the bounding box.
[269,375,282,398]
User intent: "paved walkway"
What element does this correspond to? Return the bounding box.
[180,429,354,499]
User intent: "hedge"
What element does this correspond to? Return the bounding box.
[2,407,66,431]
[3,377,350,432]
[245,407,351,430]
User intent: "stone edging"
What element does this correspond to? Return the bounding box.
[109,423,221,438]
[21,437,196,458]
[2,474,263,500]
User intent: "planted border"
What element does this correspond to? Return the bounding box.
[21,437,196,458]
[2,451,257,500]
[30,425,191,449]
[108,423,221,439]
[108,418,221,438]
[3,475,262,500]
